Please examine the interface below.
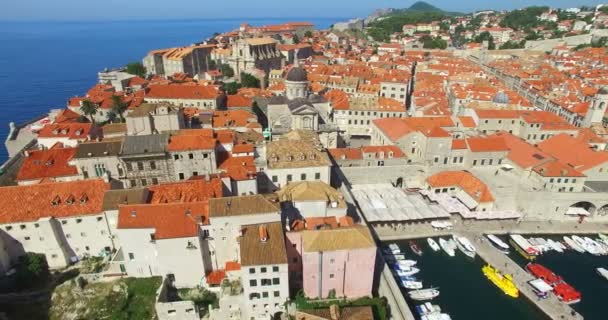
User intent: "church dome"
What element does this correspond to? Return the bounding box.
[493,91,510,104]
[286,66,308,82]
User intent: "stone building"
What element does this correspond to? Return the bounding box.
[240,222,289,320]
[228,38,283,78]
[119,134,173,188]
[260,139,332,192]
[0,179,111,269]
[145,84,222,110]
[126,103,185,136]
[267,66,333,135]
[70,140,124,182]
[143,45,215,77]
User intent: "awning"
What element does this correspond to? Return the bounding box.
[528,279,553,293]
[455,189,479,210]
[566,207,590,216]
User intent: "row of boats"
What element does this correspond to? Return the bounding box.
[384,243,453,320]
[508,233,608,260]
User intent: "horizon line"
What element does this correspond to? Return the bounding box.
[0,16,349,24]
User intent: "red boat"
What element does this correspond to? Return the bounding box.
[526,263,563,285]
[526,263,581,304]
[554,282,581,304]
[409,241,423,256]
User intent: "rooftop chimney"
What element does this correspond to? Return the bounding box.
[259,225,268,242]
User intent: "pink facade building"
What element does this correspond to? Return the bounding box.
[286,226,376,299]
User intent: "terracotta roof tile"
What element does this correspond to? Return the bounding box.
[117,202,208,239]
[0,179,109,224]
[427,171,494,203]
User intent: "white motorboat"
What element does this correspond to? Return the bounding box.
[397,259,418,267]
[388,243,402,254]
[546,239,564,253]
[408,287,440,301]
[584,237,607,255]
[402,280,423,289]
[563,236,585,253]
[427,238,441,252]
[596,267,608,280]
[510,234,540,260]
[439,238,455,257]
[394,266,420,276]
[486,234,510,254]
[536,238,551,252]
[453,235,477,258]
[572,235,598,255]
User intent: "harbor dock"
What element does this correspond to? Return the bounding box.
[467,232,584,320]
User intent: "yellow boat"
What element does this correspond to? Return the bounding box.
[482,264,519,298]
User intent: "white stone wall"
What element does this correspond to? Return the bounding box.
[242,263,289,320]
[263,165,331,191]
[169,150,217,181]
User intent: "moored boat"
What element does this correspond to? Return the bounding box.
[554,282,581,304]
[453,235,476,258]
[572,235,597,255]
[526,263,562,286]
[408,287,440,301]
[482,264,519,298]
[596,267,608,281]
[546,239,564,253]
[427,238,440,252]
[410,241,423,256]
[402,280,423,289]
[397,259,418,267]
[388,243,402,254]
[438,238,455,257]
[509,234,539,260]
[393,265,421,276]
[563,236,585,253]
[486,234,510,254]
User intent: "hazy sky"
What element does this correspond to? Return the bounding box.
[1,0,606,21]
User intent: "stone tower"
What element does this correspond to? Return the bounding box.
[582,87,608,127]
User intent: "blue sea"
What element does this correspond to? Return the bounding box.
[0,18,341,161]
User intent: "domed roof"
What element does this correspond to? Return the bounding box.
[598,86,608,95]
[286,66,308,82]
[493,91,510,104]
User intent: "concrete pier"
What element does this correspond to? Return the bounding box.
[374,219,592,320]
[468,232,584,320]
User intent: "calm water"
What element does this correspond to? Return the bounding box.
[389,239,546,320]
[507,235,608,320]
[0,17,341,161]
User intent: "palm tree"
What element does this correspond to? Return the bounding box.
[80,99,98,124]
[110,95,127,122]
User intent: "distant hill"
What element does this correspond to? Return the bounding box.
[392,1,463,16]
[407,1,444,12]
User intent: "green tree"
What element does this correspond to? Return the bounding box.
[420,35,448,49]
[125,62,146,77]
[223,82,241,95]
[304,30,313,38]
[499,40,526,49]
[220,64,235,78]
[292,34,300,44]
[110,95,127,123]
[500,6,548,30]
[473,31,496,50]
[80,99,98,124]
[240,73,260,88]
[16,253,49,289]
